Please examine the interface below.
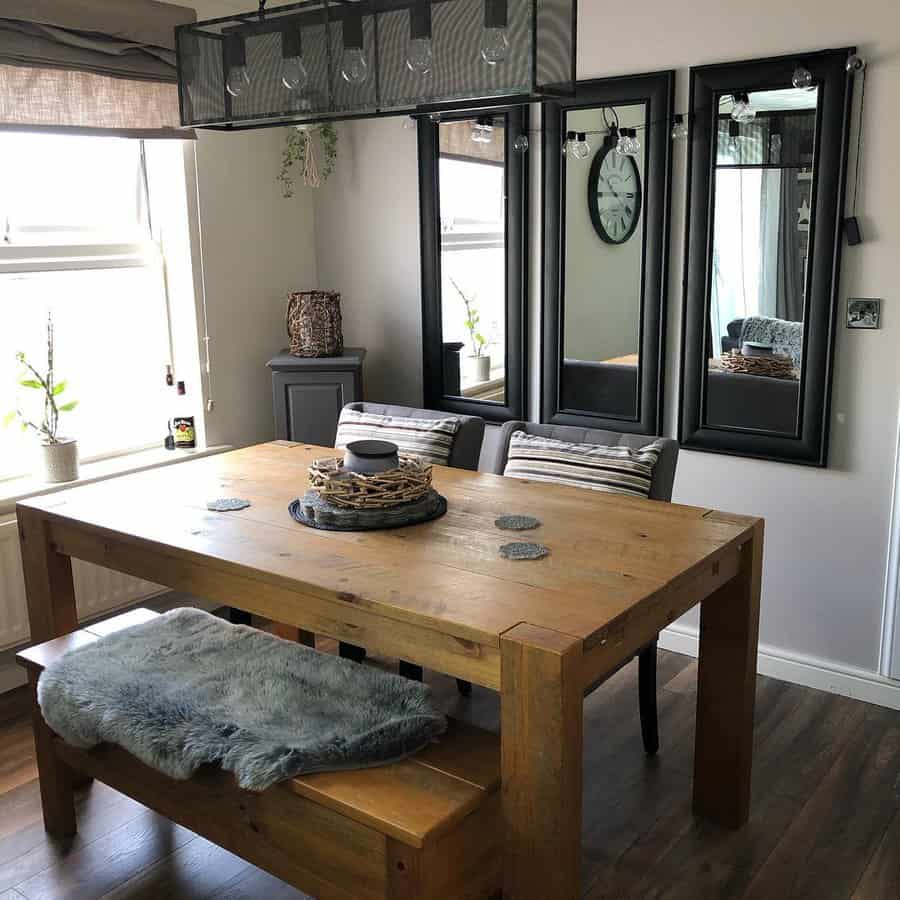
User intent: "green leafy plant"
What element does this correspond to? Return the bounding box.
[279,123,339,198]
[449,276,488,358]
[3,314,78,443]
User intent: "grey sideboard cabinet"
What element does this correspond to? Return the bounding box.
[268,349,366,446]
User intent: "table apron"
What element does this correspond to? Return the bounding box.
[581,542,745,690]
[48,520,502,690]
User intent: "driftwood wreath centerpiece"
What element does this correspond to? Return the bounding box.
[308,455,432,510]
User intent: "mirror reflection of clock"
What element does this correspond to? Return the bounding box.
[587,145,643,244]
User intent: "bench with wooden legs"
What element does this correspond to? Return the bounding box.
[16,609,503,900]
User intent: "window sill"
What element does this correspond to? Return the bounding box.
[0,444,232,517]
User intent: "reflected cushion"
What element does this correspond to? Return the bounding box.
[335,408,460,467]
[503,431,664,499]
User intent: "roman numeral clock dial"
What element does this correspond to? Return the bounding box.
[587,143,643,244]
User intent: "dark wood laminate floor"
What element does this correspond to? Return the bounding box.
[2,644,899,900]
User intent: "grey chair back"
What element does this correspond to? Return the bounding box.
[341,402,485,471]
[489,421,678,501]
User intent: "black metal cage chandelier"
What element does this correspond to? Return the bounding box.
[176,0,576,130]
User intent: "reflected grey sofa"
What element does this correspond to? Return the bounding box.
[485,420,680,755]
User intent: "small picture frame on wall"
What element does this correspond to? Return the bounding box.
[847,298,881,329]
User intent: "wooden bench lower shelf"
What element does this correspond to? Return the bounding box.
[17,609,503,900]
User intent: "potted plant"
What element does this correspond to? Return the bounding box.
[449,277,491,383]
[4,314,80,483]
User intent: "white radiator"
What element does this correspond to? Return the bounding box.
[0,514,163,652]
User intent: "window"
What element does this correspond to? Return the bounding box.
[418,107,528,422]
[0,133,182,482]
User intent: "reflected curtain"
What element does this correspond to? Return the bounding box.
[775,117,806,321]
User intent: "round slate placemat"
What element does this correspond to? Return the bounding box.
[499,541,550,561]
[289,489,447,532]
[495,514,542,531]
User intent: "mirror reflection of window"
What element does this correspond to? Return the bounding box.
[705,87,817,435]
[438,118,507,404]
[560,103,646,419]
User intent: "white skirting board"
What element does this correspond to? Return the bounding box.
[660,623,900,712]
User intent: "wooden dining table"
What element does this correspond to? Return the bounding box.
[17,441,763,900]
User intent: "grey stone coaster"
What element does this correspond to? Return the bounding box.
[289,489,447,532]
[495,514,541,531]
[207,498,251,511]
[499,541,550,561]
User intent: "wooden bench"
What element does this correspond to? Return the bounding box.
[17,609,503,900]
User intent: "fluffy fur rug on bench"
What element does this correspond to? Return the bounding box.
[37,608,447,791]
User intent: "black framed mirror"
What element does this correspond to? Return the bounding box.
[418,106,528,422]
[542,71,673,434]
[679,49,854,465]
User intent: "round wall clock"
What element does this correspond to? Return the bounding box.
[587,144,643,244]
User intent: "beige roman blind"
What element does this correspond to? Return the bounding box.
[0,0,197,137]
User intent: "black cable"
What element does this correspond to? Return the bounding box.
[852,65,867,216]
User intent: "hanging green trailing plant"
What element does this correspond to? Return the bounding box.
[279,123,339,198]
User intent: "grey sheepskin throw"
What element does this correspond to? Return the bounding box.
[37,608,447,791]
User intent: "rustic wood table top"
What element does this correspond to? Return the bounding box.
[17,441,764,899]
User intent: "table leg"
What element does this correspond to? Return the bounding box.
[501,624,583,900]
[19,507,79,835]
[18,507,78,644]
[693,521,763,828]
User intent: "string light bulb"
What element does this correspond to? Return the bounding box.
[671,114,689,140]
[792,63,814,89]
[280,28,309,92]
[730,92,755,123]
[727,119,741,156]
[224,34,250,98]
[481,0,509,65]
[341,8,369,84]
[616,127,639,156]
[406,2,433,75]
[513,134,529,153]
[571,132,591,160]
[561,130,576,157]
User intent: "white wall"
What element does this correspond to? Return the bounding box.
[188,0,318,449]
[312,1,900,684]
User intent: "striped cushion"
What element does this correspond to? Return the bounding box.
[503,431,664,499]
[335,409,460,467]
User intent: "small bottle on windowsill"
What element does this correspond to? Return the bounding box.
[171,381,196,450]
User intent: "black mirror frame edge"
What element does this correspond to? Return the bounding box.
[679,48,855,467]
[418,106,529,423]
[541,70,674,434]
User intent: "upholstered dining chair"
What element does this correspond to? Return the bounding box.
[473,420,680,755]
[335,402,485,688]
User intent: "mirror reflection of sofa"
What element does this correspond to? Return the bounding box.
[711,315,802,434]
[561,359,637,417]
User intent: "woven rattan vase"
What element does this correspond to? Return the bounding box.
[286,290,343,358]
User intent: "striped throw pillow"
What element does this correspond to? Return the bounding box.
[335,409,461,467]
[503,431,664,499]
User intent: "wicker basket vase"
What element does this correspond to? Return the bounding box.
[286,290,344,357]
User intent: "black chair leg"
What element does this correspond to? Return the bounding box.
[339,642,367,663]
[399,660,423,681]
[228,607,252,626]
[638,641,659,755]
[456,679,472,696]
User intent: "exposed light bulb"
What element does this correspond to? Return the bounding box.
[224,34,250,99]
[481,27,509,65]
[226,65,250,97]
[571,132,591,160]
[727,120,741,156]
[406,3,434,75]
[281,56,309,91]
[846,54,866,74]
[730,93,755,123]
[481,0,509,65]
[341,48,369,84]
[616,128,638,156]
[513,134,529,153]
[561,130,576,157]
[471,118,494,144]
[671,114,689,140]
[792,64,814,89]
[406,37,433,74]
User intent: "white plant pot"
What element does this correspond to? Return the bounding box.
[468,355,491,383]
[39,438,79,484]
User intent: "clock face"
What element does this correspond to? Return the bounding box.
[587,145,643,245]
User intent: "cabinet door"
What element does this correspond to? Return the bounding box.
[273,372,357,446]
